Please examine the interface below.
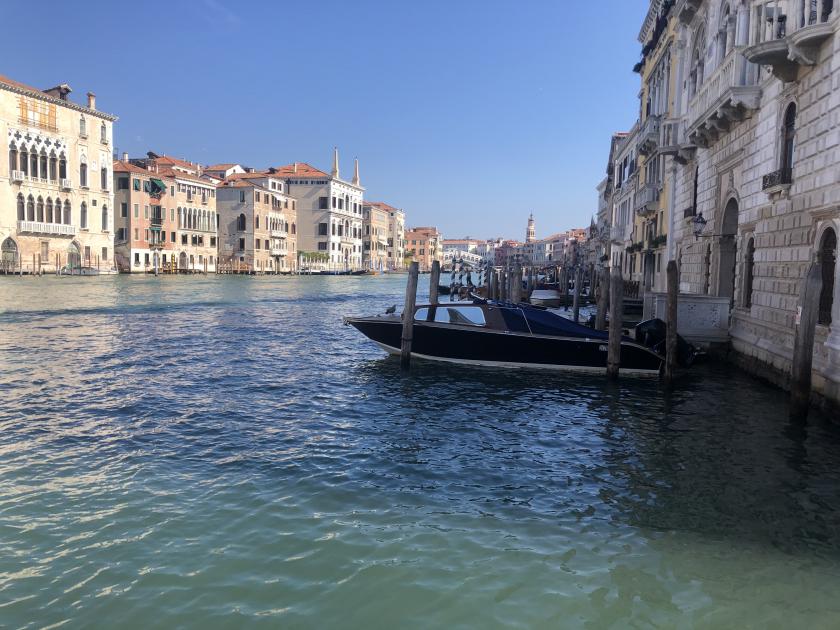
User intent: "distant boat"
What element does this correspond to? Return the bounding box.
[529,289,562,308]
[58,265,117,276]
[344,298,690,375]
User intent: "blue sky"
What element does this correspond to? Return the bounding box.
[2,0,646,240]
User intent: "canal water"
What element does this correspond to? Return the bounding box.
[1,274,840,629]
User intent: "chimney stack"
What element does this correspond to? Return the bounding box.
[87,92,96,110]
[122,152,129,162]
[294,162,298,173]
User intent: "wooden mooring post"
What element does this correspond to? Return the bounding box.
[572,266,582,323]
[511,264,522,303]
[790,261,823,420]
[400,261,420,370]
[595,265,609,331]
[562,267,570,310]
[607,266,623,379]
[664,260,679,387]
[429,260,441,305]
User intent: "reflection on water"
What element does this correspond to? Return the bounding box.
[1,275,839,628]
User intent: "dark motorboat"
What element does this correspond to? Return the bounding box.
[437,284,452,295]
[345,298,686,376]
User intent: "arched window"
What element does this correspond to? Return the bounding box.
[101,205,108,231]
[36,196,44,222]
[177,207,182,228]
[719,5,734,63]
[100,166,108,190]
[255,215,260,230]
[744,237,755,307]
[58,154,67,180]
[292,223,296,235]
[80,202,88,229]
[80,116,87,137]
[49,152,57,180]
[39,151,47,179]
[237,213,246,231]
[100,122,107,143]
[80,157,88,188]
[54,198,62,223]
[26,195,35,221]
[46,198,54,224]
[19,148,28,175]
[16,194,24,220]
[30,151,38,178]
[63,200,71,225]
[819,228,836,325]
[781,103,796,177]
[8,145,17,174]
[689,26,706,98]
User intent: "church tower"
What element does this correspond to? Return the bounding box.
[526,213,536,243]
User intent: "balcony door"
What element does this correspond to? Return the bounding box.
[717,198,739,302]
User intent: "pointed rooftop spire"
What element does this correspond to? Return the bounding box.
[331,147,339,179]
[352,157,360,186]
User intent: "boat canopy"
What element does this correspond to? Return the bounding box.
[484,300,610,339]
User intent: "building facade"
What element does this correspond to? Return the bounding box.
[1,75,116,273]
[406,226,443,271]
[271,149,363,271]
[362,201,390,271]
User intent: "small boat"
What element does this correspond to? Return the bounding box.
[58,265,117,276]
[529,289,563,308]
[437,284,452,295]
[344,298,688,375]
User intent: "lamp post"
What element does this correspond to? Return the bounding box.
[692,213,708,238]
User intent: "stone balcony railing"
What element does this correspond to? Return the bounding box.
[635,183,661,216]
[270,247,286,256]
[638,115,661,156]
[18,220,75,236]
[744,0,836,80]
[676,0,703,24]
[270,229,287,238]
[685,48,761,148]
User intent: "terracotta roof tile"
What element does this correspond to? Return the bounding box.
[268,163,329,179]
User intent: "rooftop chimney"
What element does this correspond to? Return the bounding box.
[87,92,96,110]
[294,162,298,174]
[122,152,129,162]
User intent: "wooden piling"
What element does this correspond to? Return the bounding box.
[664,260,679,387]
[562,267,569,310]
[595,266,609,330]
[572,266,582,323]
[511,264,522,303]
[607,266,623,379]
[400,261,420,370]
[790,261,823,420]
[429,260,441,305]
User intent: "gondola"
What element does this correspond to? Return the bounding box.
[344,298,693,375]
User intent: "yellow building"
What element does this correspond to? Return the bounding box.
[1,74,117,273]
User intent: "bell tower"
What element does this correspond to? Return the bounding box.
[526,213,536,243]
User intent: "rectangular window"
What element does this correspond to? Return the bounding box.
[134,204,139,218]
[144,253,149,264]
[338,198,344,209]
[143,180,151,193]
[144,205,149,219]
[181,234,187,245]
[265,239,269,250]
[170,208,175,222]
[256,216,260,229]
[239,238,245,251]
[319,196,329,209]
[170,186,175,196]
[121,202,127,217]
[134,252,140,265]
[318,223,328,236]
[239,190,245,202]
[144,229,149,241]
[133,178,140,191]
[40,241,49,260]
[160,231,166,242]
[210,237,216,247]
[171,231,176,243]
[101,247,108,261]
[134,228,139,241]
[256,239,261,250]
[118,177,129,190]
[332,196,336,208]
[318,241,327,251]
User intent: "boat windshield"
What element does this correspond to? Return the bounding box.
[433,306,486,327]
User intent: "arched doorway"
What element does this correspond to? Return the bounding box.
[1,237,18,272]
[819,228,836,325]
[717,198,739,301]
[67,241,81,270]
[179,252,187,272]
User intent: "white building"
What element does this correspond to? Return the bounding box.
[270,149,364,271]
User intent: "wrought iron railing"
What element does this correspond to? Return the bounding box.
[762,168,792,190]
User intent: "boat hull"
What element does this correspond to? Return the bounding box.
[346,317,662,375]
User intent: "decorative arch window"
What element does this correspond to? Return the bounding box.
[54,198,62,223]
[39,151,47,179]
[80,116,87,137]
[719,5,735,63]
[8,145,17,173]
[689,26,706,98]
[101,205,108,231]
[63,200,71,225]
[237,213,246,231]
[16,194,24,220]
[744,237,755,307]
[100,122,107,143]
[781,103,796,177]
[255,215,260,230]
[26,195,35,221]
[36,196,44,222]
[30,151,38,178]
[58,154,67,179]
[818,228,836,325]
[19,147,28,175]
[80,156,88,188]
[292,223,296,235]
[49,152,57,180]
[80,202,88,229]
[46,198,54,223]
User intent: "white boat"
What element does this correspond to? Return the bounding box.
[529,289,563,308]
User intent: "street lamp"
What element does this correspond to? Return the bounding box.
[691,213,708,238]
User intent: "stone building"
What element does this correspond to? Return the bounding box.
[386,204,406,271]
[270,149,364,271]
[1,75,116,273]
[362,201,390,271]
[113,158,176,272]
[604,0,839,407]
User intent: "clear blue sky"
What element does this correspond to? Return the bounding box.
[2,0,646,240]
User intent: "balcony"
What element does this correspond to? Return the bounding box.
[17,220,75,236]
[638,115,661,156]
[685,49,761,148]
[635,183,661,217]
[150,216,164,229]
[744,1,837,81]
[60,178,72,191]
[270,229,287,238]
[762,167,792,198]
[11,170,24,183]
[270,247,286,256]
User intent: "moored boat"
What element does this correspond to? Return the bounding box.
[345,298,686,375]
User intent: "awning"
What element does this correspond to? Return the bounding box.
[150,178,166,193]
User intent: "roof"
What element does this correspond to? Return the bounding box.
[205,163,239,171]
[0,73,117,121]
[364,201,401,212]
[113,160,152,175]
[268,163,330,179]
[217,179,269,192]
[151,155,198,171]
[157,167,213,185]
